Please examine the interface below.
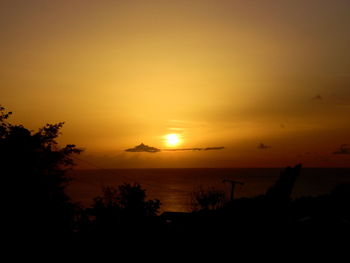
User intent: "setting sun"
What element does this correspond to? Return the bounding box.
[165,134,181,147]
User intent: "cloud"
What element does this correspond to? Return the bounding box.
[333,144,350,155]
[125,143,225,153]
[257,143,271,150]
[203,147,225,151]
[125,143,160,153]
[311,95,323,100]
[163,147,225,152]
[163,148,201,152]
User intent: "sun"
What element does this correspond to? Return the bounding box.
[165,134,181,147]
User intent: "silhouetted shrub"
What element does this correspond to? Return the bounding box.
[190,186,226,211]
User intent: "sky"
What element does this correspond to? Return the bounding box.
[1,0,350,168]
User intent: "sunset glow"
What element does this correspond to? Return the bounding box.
[165,134,182,147]
[1,0,350,168]
[2,1,350,243]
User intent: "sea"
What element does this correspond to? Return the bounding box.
[66,168,350,212]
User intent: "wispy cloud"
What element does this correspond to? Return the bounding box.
[125,143,160,153]
[333,144,350,155]
[257,143,271,150]
[163,147,225,152]
[203,147,225,151]
[125,143,225,153]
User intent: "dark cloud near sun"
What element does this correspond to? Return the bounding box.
[204,147,225,151]
[163,147,225,152]
[257,143,271,150]
[125,143,160,153]
[333,144,350,155]
[125,143,225,153]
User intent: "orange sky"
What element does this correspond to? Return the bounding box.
[1,0,350,168]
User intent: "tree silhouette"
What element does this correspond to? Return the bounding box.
[0,106,82,242]
[89,183,161,237]
[92,183,160,218]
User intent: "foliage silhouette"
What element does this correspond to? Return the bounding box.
[92,183,160,215]
[88,182,161,239]
[190,186,226,211]
[1,106,82,242]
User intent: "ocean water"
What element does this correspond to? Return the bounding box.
[67,168,350,212]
